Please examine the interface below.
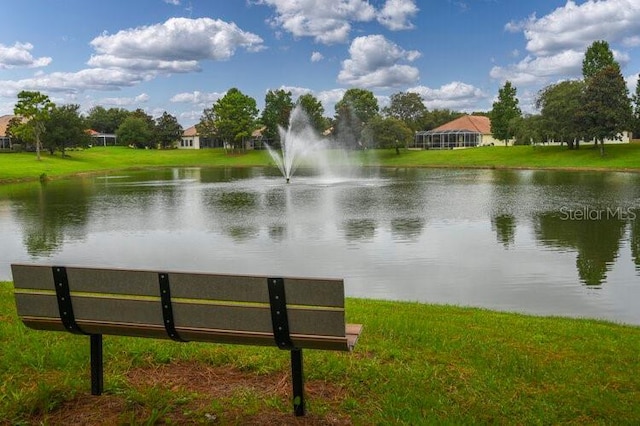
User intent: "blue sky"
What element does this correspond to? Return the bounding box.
[1,0,639,127]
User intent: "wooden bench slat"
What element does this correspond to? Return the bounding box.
[11,265,345,307]
[19,317,359,351]
[15,293,347,338]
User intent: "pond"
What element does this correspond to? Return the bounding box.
[1,166,639,325]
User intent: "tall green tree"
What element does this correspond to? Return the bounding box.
[363,116,413,152]
[335,88,379,124]
[44,104,91,156]
[582,65,633,156]
[296,93,327,135]
[261,89,294,141]
[490,81,521,146]
[582,40,618,80]
[13,90,55,160]
[212,88,258,151]
[86,106,130,134]
[536,80,585,148]
[154,111,183,149]
[509,114,543,146]
[196,106,218,141]
[383,91,427,131]
[116,116,153,148]
[632,74,640,139]
[334,88,379,148]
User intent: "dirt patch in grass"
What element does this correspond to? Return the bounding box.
[24,360,352,425]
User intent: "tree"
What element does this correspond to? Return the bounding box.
[13,90,55,160]
[417,109,464,130]
[116,116,153,148]
[334,88,379,148]
[212,88,258,151]
[196,106,218,141]
[5,116,26,149]
[632,74,640,139]
[582,65,633,156]
[383,91,427,131]
[261,89,294,141]
[86,106,130,134]
[510,114,543,146]
[582,40,618,80]
[335,88,379,124]
[363,116,413,152]
[43,104,91,156]
[296,93,327,135]
[490,81,521,146]
[131,108,155,131]
[536,80,585,148]
[154,112,183,149]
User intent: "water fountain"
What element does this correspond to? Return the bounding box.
[265,105,335,183]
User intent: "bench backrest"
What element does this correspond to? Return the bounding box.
[11,264,355,351]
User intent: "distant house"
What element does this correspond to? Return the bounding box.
[87,129,117,146]
[180,125,200,149]
[180,125,226,149]
[0,115,22,149]
[413,115,500,149]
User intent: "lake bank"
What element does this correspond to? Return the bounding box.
[1,144,640,184]
[1,281,638,424]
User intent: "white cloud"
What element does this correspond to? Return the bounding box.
[310,51,324,62]
[377,0,419,30]
[170,90,224,105]
[408,82,488,111]
[338,35,420,88]
[0,68,152,97]
[164,0,180,5]
[625,72,639,94]
[89,17,265,71]
[0,17,265,99]
[256,0,376,44]
[623,35,640,47]
[88,55,200,73]
[490,50,585,85]
[519,0,640,57]
[495,0,640,86]
[98,93,150,107]
[0,42,52,69]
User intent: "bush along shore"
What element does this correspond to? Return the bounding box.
[1,144,640,184]
[1,282,639,424]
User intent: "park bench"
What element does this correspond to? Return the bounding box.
[11,264,362,417]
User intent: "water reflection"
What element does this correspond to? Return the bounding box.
[1,167,639,324]
[8,179,93,256]
[492,214,517,248]
[534,212,627,286]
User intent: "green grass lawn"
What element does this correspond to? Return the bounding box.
[1,143,639,184]
[1,282,639,424]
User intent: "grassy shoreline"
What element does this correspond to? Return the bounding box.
[1,143,640,184]
[1,281,639,424]
[2,146,639,422]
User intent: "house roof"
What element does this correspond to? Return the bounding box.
[183,125,198,137]
[0,115,18,137]
[433,115,491,134]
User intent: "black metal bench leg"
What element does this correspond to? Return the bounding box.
[90,334,103,395]
[291,348,305,416]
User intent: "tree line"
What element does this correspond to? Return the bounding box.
[491,40,639,156]
[8,96,184,159]
[195,87,479,153]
